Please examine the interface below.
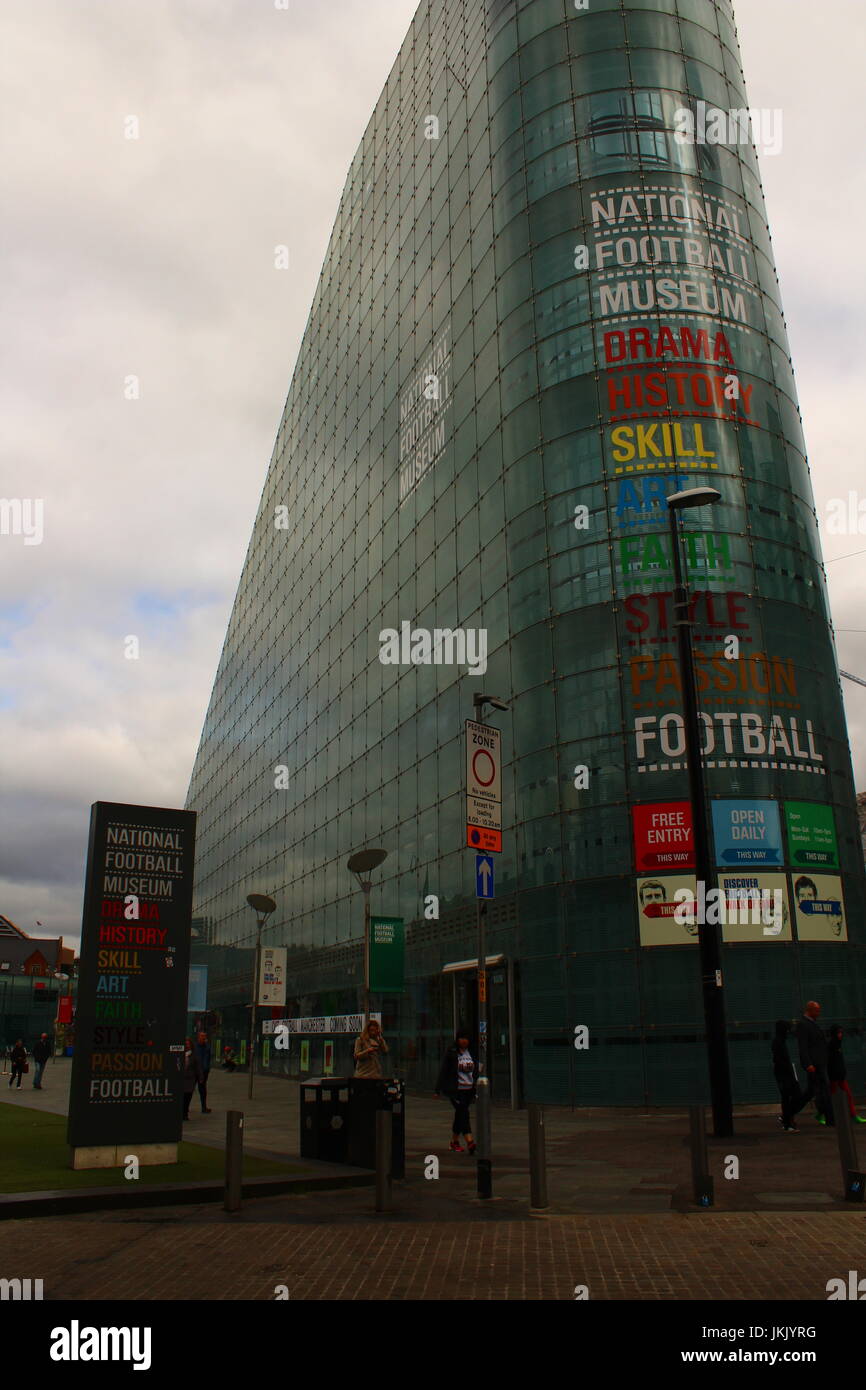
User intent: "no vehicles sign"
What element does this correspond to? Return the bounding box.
[466,719,502,850]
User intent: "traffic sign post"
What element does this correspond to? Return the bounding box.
[476,854,494,899]
[467,825,501,852]
[465,720,502,852]
[466,715,505,1201]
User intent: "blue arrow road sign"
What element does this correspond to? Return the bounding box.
[476,854,494,899]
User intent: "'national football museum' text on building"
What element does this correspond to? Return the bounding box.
[185,0,866,1105]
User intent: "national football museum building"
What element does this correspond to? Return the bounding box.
[186,0,866,1105]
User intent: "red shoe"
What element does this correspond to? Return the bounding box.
[466,1141,477,1155]
[449,1139,464,1152]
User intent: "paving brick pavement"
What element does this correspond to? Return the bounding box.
[7,1061,866,1305]
[1,1202,865,1300]
[5,1058,865,1214]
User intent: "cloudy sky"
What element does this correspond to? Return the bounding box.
[1,0,864,948]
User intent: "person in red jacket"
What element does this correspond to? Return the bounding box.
[827,1025,866,1123]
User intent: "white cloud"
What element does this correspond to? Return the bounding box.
[0,0,418,941]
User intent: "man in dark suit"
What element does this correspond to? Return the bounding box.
[32,1033,51,1089]
[795,1000,833,1126]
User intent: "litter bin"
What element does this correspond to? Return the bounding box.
[299,1078,351,1162]
[347,1077,405,1178]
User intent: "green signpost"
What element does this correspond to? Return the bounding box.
[369,916,405,992]
[784,802,839,868]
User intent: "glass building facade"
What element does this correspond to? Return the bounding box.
[186,0,866,1104]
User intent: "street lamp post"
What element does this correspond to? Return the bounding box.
[666,487,734,1137]
[471,693,508,1200]
[347,849,388,1024]
[245,893,276,1099]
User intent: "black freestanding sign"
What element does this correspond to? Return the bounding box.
[67,801,197,1149]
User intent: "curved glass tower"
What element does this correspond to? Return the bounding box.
[186,0,866,1104]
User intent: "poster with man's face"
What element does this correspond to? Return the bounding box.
[718,872,791,942]
[258,946,287,1005]
[636,874,698,946]
[792,873,847,941]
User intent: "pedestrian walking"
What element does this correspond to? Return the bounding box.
[182,1036,204,1120]
[827,1025,866,1123]
[353,1019,388,1078]
[8,1039,27,1089]
[434,1032,478,1154]
[795,1000,834,1126]
[31,1032,51,1089]
[221,1045,237,1072]
[772,1019,807,1131]
[194,1031,212,1113]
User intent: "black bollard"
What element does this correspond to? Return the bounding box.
[831,1089,865,1200]
[528,1104,549,1210]
[689,1104,714,1207]
[375,1109,392,1212]
[224,1109,243,1212]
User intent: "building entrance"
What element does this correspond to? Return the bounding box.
[442,955,517,1107]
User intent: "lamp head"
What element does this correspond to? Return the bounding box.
[347,848,387,875]
[246,894,276,917]
[666,487,722,510]
[473,694,509,714]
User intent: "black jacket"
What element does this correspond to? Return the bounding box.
[436,1045,478,1098]
[771,1021,796,1083]
[827,1028,846,1083]
[796,1015,828,1071]
[10,1045,27,1068]
[32,1038,51,1064]
[182,1050,204,1092]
